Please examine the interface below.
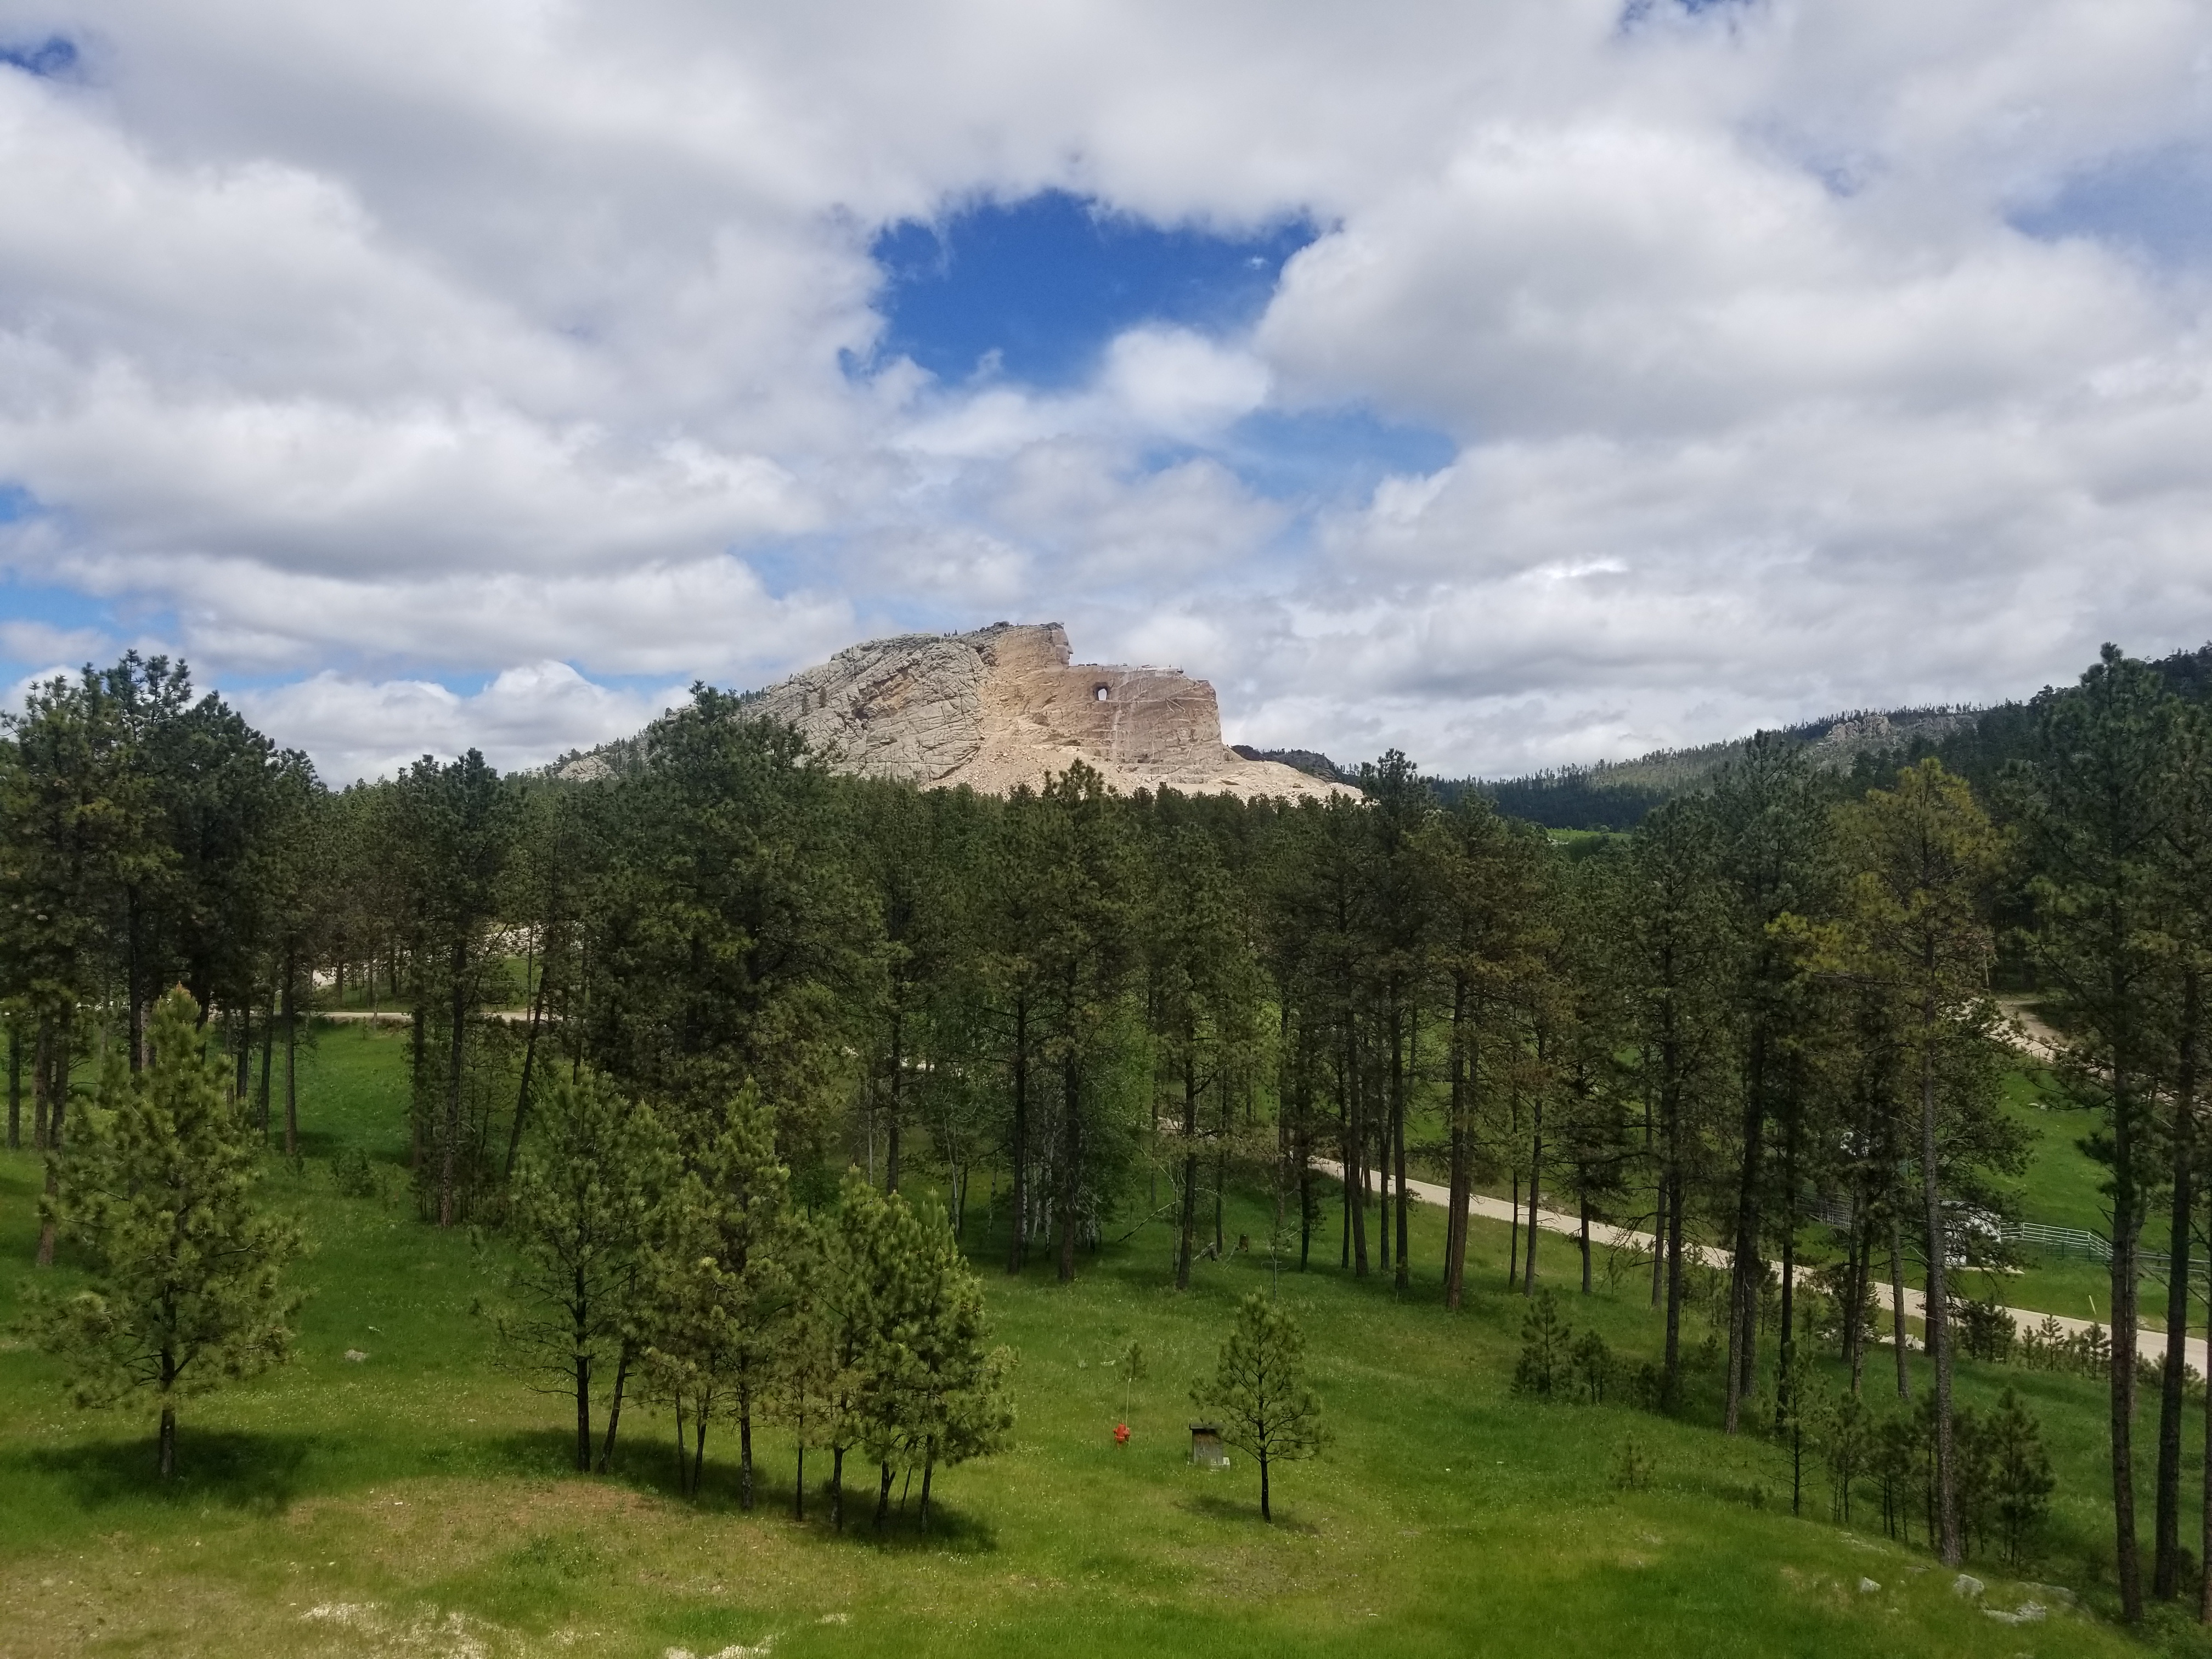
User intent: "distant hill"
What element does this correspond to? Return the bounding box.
[1441,642,2212,831]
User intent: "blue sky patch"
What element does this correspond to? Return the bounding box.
[870,189,1316,388]
[1199,408,1457,504]
[2013,145,2212,266]
[1,35,79,78]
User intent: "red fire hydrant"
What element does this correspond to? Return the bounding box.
[1114,1421,1130,1447]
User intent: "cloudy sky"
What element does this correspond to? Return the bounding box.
[3,1,2211,782]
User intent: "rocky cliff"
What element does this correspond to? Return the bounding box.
[565,623,1353,803]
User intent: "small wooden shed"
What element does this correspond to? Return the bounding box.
[1188,1423,1231,1469]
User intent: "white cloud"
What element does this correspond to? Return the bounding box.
[4,0,2212,775]
[233,662,688,784]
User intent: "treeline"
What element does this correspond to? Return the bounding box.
[4,645,2212,1617]
[1458,639,2212,831]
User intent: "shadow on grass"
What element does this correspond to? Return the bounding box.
[1175,1488,1319,1533]
[17,1427,321,1515]
[488,1427,1002,1551]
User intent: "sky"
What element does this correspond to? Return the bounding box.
[3,1,2211,783]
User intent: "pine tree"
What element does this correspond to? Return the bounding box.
[773,1210,845,1521]
[1511,1289,1573,1400]
[1989,1387,2056,1567]
[30,989,303,1476]
[1836,758,2008,1566]
[1192,1291,1326,1521]
[641,1083,793,1506]
[1816,1385,1874,1523]
[899,1198,1013,1529]
[2008,646,2177,1620]
[501,1071,670,1472]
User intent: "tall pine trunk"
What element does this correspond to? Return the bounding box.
[2111,1045,2146,1621]
[1176,1043,1199,1290]
[1057,1052,1081,1283]
[1725,1031,1765,1436]
[283,953,300,1159]
[2157,968,2198,1599]
[885,1008,903,1192]
[1889,1213,1910,1400]
[1444,979,1472,1309]
[506,944,551,1180]
[440,936,467,1228]
[1006,996,1029,1274]
[258,984,276,1138]
[597,1342,630,1474]
[1392,1004,1410,1290]
[1347,1032,1368,1276]
[1918,1007,1960,1566]
[1522,1094,1542,1295]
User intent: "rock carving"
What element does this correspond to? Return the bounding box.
[561,622,1354,803]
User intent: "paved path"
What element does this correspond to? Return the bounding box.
[1316,1158,2207,1378]
[314,1008,534,1024]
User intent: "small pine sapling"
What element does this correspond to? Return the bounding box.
[1817,1386,1874,1523]
[1611,1437,1654,1491]
[1570,1328,1611,1404]
[1511,1289,1573,1400]
[1193,1292,1325,1521]
[30,990,304,1477]
[1115,1339,1146,1431]
[1987,1387,2055,1566]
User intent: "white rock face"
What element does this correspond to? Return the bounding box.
[743,622,1356,803]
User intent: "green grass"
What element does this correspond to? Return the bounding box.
[0,1022,2197,1656]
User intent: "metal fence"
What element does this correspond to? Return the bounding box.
[2002,1220,2111,1263]
[1807,1201,2113,1264]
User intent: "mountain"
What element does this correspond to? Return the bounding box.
[558,622,1356,803]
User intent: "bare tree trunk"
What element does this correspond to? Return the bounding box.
[5,1020,18,1152]
[158,1401,176,1479]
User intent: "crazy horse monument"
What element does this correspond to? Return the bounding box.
[575,622,1352,802]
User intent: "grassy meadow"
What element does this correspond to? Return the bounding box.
[0,1019,2201,1657]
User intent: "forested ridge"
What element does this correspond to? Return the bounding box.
[1459,639,2212,831]
[5,641,2212,1639]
